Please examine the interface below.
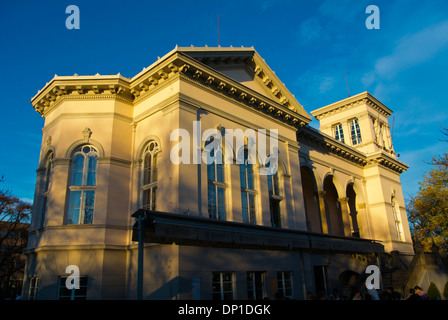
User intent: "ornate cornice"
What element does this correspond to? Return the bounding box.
[174,52,309,129]
[31,47,311,129]
[311,91,393,120]
[177,47,311,122]
[298,125,408,173]
[299,126,367,166]
[31,75,133,116]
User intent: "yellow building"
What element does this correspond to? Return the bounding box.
[23,46,416,300]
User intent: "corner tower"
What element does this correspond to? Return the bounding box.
[311,92,413,256]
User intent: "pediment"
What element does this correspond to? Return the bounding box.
[178,47,311,122]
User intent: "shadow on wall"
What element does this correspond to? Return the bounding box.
[145,276,192,300]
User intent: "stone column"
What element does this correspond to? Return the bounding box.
[338,197,352,237]
[317,191,328,234]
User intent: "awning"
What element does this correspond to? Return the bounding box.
[131,209,384,254]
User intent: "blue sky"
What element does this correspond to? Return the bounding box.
[0,0,447,204]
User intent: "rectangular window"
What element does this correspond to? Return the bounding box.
[350,119,362,145]
[247,272,266,300]
[67,190,95,224]
[277,272,293,298]
[39,197,47,228]
[212,272,234,300]
[267,173,280,196]
[333,124,345,143]
[142,186,157,211]
[270,199,281,228]
[241,192,256,224]
[29,277,39,300]
[240,156,256,224]
[58,276,88,300]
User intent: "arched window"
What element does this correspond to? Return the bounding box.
[142,141,159,211]
[206,136,226,220]
[39,152,53,228]
[391,196,403,241]
[267,170,282,227]
[240,148,256,224]
[350,119,362,145]
[66,145,98,224]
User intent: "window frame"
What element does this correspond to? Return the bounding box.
[247,271,266,300]
[333,123,345,143]
[277,271,294,298]
[28,277,39,300]
[212,272,235,300]
[206,136,227,220]
[66,145,98,225]
[239,148,257,224]
[57,276,88,300]
[141,141,160,211]
[267,171,283,228]
[349,118,362,146]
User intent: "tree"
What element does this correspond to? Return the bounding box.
[408,128,448,255]
[0,177,32,299]
[431,126,448,168]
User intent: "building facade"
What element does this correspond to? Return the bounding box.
[23,47,413,300]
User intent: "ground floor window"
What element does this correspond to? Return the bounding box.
[277,271,293,298]
[212,272,234,300]
[28,277,39,300]
[57,276,88,300]
[247,271,266,300]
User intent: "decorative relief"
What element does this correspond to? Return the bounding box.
[82,127,92,142]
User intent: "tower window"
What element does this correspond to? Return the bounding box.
[350,119,362,145]
[333,124,345,143]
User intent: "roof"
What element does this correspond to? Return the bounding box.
[30,46,311,127]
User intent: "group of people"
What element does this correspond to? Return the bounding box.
[405,286,428,300]
[306,285,428,300]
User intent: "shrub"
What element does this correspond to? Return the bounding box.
[427,282,441,300]
[443,281,448,300]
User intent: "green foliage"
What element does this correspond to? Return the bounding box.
[408,129,448,255]
[443,281,448,300]
[427,282,441,300]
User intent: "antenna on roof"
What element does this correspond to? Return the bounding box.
[344,72,350,97]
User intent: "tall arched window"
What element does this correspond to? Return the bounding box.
[142,141,159,211]
[66,145,98,224]
[240,148,256,224]
[267,170,282,227]
[206,136,226,220]
[39,152,53,228]
[391,195,403,241]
